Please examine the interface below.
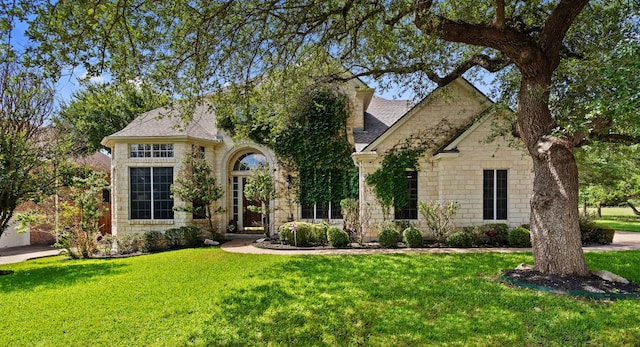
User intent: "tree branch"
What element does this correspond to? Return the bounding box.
[494,0,505,30]
[539,0,589,68]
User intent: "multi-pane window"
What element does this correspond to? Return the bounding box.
[130,167,174,219]
[129,144,174,158]
[483,169,508,220]
[394,171,418,220]
[301,202,343,220]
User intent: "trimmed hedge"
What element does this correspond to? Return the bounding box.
[378,223,400,248]
[403,227,423,248]
[509,227,532,247]
[446,227,477,248]
[327,227,350,247]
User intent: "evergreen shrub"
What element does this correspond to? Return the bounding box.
[327,227,350,247]
[403,227,423,248]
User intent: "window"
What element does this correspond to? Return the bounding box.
[233,152,266,171]
[129,144,174,158]
[301,202,343,219]
[483,169,507,220]
[394,171,418,220]
[130,167,174,219]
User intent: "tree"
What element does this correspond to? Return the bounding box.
[56,81,169,155]
[244,164,278,238]
[27,1,640,275]
[171,148,224,240]
[0,59,59,240]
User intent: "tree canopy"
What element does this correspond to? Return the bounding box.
[56,80,168,155]
[0,59,61,238]
[22,1,640,276]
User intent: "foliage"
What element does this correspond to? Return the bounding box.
[310,223,329,245]
[0,60,60,239]
[377,222,400,248]
[326,226,350,248]
[164,226,203,248]
[418,200,460,246]
[402,227,424,248]
[509,227,532,248]
[446,228,477,248]
[171,148,223,239]
[143,230,166,252]
[55,80,168,154]
[580,213,615,245]
[115,233,145,254]
[25,0,640,275]
[54,171,110,258]
[478,223,510,246]
[244,164,278,237]
[340,198,360,242]
[278,221,314,247]
[366,120,456,218]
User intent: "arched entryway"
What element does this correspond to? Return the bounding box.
[229,151,267,232]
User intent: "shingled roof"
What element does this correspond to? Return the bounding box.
[354,96,413,152]
[103,101,220,144]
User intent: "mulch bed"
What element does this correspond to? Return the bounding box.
[501,269,640,299]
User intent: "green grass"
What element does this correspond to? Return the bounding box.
[2,249,640,346]
[593,207,640,232]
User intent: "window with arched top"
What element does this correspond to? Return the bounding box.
[233,152,266,171]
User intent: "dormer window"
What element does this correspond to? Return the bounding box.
[129,144,174,158]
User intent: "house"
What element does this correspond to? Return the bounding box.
[0,151,112,248]
[101,78,532,239]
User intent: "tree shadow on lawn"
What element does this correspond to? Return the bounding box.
[0,258,128,293]
[195,252,577,346]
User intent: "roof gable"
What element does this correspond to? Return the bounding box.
[359,78,493,153]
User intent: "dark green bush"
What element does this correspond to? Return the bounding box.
[403,227,423,248]
[164,227,202,248]
[579,213,614,244]
[478,223,509,246]
[378,223,400,248]
[446,228,477,248]
[327,227,350,247]
[144,230,166,252]
[310,223,329,245]
[509,227,532,247]
[278,222,313,246]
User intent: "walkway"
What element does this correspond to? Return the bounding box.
[1,232,639,265]
[221,231,640,255]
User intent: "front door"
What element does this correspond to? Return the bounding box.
[242,177,263,231]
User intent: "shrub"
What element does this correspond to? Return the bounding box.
[182,226,203,247]
[144,230,166,252]
[278,222,313,246]
[165,228,185,248]
[97,234,114,255]
[579,212,614,244]
[446,227,477,248]
[327,227,350,247]
[509,227,532,247]
[164,227,203,248]
[116,233,145,254]
[310,223,329,245]
[478,223,509,246]
[378,222,400,248]
[403,227,423,248]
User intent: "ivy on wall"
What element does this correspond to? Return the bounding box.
[365,119,456,218]
[218,85,357,206]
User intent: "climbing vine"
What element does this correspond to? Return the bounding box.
[366,119,455,218]
[218,84,358,206]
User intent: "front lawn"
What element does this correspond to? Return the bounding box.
[1,249,640,346]
[595,207,640,232]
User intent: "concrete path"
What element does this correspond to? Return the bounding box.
[1,231,638,265]
[221,231,640,255]
[0,245,60,265]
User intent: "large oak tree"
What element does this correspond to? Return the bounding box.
[25,1,639,275]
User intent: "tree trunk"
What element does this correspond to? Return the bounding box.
[518,75,589,276]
